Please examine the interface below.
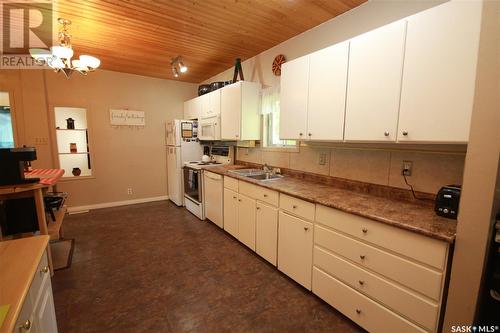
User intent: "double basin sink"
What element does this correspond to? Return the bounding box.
[228,169,284,181]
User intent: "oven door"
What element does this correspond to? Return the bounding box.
[198,116,220,141]
[183,167,202,204]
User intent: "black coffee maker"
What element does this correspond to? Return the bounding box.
[0,147,39,186]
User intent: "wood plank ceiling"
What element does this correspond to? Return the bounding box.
[53,0,366,83]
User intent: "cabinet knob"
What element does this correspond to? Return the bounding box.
[233,196,237,199]
[384,131,389,137]
[359,255,366,260]
[362,228,368,234]
[402,131,408,136]
[20,319,31,331]
[358,280,365,286]
[238,199,241,202]
[292,205,297,209]
[304,227,309,231]
[308,133,312,137]
[356,309,362,315]
[256,207,260,210]
[41,266,49,274]
[299,133,303,136]
[263,194,268,197]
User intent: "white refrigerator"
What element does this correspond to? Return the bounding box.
[166,119,203,206]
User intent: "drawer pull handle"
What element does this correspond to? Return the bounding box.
[41,266,49,274]
[358,280,365,286]
[304,227,309,231]
[292,205,297,209]
[263,194,268,197]
[233,196,237,199]
[359,255,366,260]
[356,309,362,315]
[20,319,31,331]
[362,228,368,234]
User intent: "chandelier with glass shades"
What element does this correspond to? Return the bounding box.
[30,18,101,78]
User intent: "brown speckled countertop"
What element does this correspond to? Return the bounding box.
[206,165,457,243]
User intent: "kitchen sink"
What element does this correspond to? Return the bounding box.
[228,169,283,181]
[246,173,284,181]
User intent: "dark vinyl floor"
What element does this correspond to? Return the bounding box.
[52,201,363,333]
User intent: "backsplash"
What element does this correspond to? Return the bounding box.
[236,145,466,195]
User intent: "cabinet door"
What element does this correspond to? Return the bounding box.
[223,188,239,238]
[221,83,242,140]
[199,94,210,118]
[307,41,349,141]
[204,172,223,228]
[398,1,481,142]
[256,202,278,266]
[34,276,58,333]
[237,194,256,251]
[278,211,313,289]
[344,20,406,142]
[279,55,309,140]
[208,90,221,116]
[191,97,202,120]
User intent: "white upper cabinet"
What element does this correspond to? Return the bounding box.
[344,20,406,142]
[307,41,349,141]
[280,55,309,140]
[199,90,220,118]
[220,81,261,141]
[397,1,482,143]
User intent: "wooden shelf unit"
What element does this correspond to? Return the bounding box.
[47,206,67,241]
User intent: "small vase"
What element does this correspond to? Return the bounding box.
[66,118,75,129]
[72,168,81,176]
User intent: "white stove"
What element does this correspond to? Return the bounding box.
[183,146,233,220]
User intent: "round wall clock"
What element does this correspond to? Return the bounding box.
[272,54,286,76]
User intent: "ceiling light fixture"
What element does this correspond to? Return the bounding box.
[30,18,100,78]
[171,56,188,77]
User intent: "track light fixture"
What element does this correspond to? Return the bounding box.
[171,56,188,77]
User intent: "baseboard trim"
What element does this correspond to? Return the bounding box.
[67,196,169,214]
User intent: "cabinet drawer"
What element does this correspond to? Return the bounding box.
[315,225,443,300]
[224,176,239,191]
[239,181,279,207]
[29,251,49,306]
[315,204,448,270]
[314,247,439,331]
[313,267,426,333]
[279,194,315,221]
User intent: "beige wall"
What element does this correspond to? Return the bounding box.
[443,0,500,327]
[237,144,465,194]
[0,69,197,207]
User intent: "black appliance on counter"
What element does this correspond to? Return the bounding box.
[0,147,39,186]
[435,185,461,219]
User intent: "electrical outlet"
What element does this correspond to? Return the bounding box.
[401,160,413,176]
[318,152,328,166]
[127,188,133,195]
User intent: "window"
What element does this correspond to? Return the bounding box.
[0,92,14,148]
[261,86,296,148]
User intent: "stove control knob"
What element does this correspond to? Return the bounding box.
[443,208,449,214]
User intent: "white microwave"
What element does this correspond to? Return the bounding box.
[199,115,220,141]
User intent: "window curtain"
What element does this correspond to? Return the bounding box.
[261,85,280,115]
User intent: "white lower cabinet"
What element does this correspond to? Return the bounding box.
[223,188,238,238]
[221,177,449,332]
[313,267,426,333]
[255,202,278,266]
[277,211,313,290]
[15,251,58,333]
[237,194,256,251]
